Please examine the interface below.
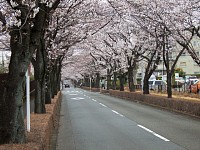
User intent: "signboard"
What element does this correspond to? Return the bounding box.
[175,73,179,80]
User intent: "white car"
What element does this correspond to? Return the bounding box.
[185,76,197,83]
[148,80,167,91]
[175,77,185,84]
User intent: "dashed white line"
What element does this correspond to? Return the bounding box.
[99,103,107,108]
[69,94,78,95]
[112,110,124,117]
[137,125,170,142]
[92,99,97,102]
[153,133,170,142]
[137,125,153,133]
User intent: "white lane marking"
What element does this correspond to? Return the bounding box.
[71,97,85,100]
[69,94,78,95]
[92,99,97,102]
[112,110,124,117]
[99,103,107,108]
[137,125,153,133]
[153,133,170,142]
[137,125,170,142]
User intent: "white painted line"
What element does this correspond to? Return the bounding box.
[71,97,85,100]
[137,125,153,133]
[99,103,107,108]
[112,110,124,117]
[137,125,170,142]
[153,133,170,142]
[92,99,97,102]
[69,94,78,95]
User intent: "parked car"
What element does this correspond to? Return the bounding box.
[190,80,200,93]
[175,77,185,84]
[65,84,70,88]
[185,76,198,83]
[148,80,167,91]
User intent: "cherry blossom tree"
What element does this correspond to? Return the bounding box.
[0,0,60,143]
[57,0,113,89]
[121,0,199,97]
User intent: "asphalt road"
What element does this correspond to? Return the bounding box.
[56,88,200,150]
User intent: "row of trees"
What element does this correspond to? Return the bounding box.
[63,0,200,98]
[0,0,111,144]
[0,0,200,144]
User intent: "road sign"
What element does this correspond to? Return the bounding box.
[175,73,179,80]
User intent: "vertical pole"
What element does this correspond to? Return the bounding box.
[26,70,30,132]
[141,65,144,92]
[90,76,92,91]
[1,51,5,72]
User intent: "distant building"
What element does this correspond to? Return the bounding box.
[176,38,200,75]
[0,50,11,68]
[137,36,200,79]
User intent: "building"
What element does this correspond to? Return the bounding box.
[137,36,200,80]
[176,38,200,75]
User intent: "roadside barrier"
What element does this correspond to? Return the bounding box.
[106,90,200,117]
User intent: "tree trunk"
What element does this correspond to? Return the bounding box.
[167,72,172,98]
[112,72,117,90]
[45,74,52,104]
[0,71,27,144]
[52,61,58,96]
[84,76,90,87]
[107,75,111,90]
[91,78,95,88]
[119,70,124,91]
[45,60,52,104]
[143,74,150,94]
[95,72,100,88]
[56,60,62,92]
[50,70,55,98]
[33,39,46,113]
[106,69,112,90]
[128,67,135,92]
[0,6,31,143]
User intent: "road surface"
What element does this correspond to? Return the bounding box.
[56,88,200,150]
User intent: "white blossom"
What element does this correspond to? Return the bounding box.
[46,2,53,8]
[14,19,21,27]
[10,0,18,8]
[32,7,39,18]
[40,0,47,3]
[14,10,21,17]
